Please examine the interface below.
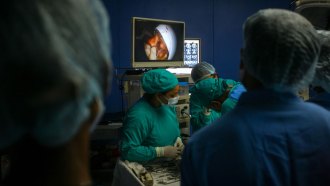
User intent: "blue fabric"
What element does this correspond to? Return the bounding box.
[307,92,330,111]
[120,97,180,163]
[181,89,330,186]
[229,83,246,100]
[220,83,246,115]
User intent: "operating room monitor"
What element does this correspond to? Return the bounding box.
[132,17,185,68]
[184,38,201,67]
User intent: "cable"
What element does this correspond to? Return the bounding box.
[180,106,191,118]
[114,67,128,120]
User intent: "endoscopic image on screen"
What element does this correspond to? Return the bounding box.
[132,17,184,68]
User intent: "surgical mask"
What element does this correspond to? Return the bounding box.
[156,95,179,106]
[167,96,179,106]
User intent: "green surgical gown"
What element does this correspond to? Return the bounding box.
[190,79,243,134]
[120,97,180,163]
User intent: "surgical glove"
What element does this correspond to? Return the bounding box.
[174,137,184,151]
[164,146,181,158]
[155,146,181,158]
[203,107,211,116]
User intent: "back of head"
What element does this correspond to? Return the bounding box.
[243,9,320,93]
[191,62,216,83]
[312,30,330,92]
[0,0,112,148]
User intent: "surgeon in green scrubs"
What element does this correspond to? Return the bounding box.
[120,69,184,163]
[190,62,246,134]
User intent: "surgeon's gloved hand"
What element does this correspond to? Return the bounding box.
[203,107,211,116]
[174,137,184,151]
[155,146,181,158]
[163,146,181,158]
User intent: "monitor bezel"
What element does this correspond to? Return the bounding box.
[132,17,185,68]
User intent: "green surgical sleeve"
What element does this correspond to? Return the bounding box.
[120,114,157,163]
[190,95,221,134]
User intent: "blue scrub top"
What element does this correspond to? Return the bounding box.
[308,92,330,111]
[181,89,330,186]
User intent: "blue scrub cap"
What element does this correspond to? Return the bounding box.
[243,9,320,93]
[142,69,178,94]
[190,78,226,107]
[312,30,330,92]
[191,62,216,83]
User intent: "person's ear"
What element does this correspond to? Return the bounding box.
[238,49,263,91]
[90,98,101,120]
[88,97,104,132]
[155,93,167,105]
[156,92,163,100]
[239,48,247,84]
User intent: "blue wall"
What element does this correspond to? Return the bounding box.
[102,0,292,113]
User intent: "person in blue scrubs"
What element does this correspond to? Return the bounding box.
[120,69,183,164]
[189,62,246,134]
[181,9,330,186]
[308,30,330,111]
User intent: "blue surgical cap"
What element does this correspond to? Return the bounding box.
[190,78,226,107]
[243,9,320,93]
[142,69,178,94]
[312,30,330,92]
[191,62,216,83]
[0,0,111,148]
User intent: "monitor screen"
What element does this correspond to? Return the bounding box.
[184,38,201,67]
[132,17,185,68]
